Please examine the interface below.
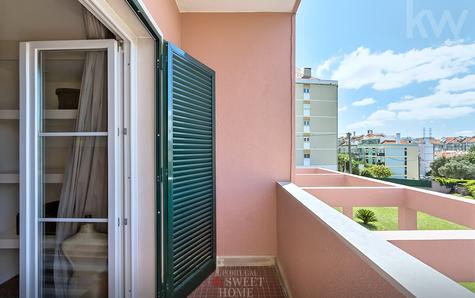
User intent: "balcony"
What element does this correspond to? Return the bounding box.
[186,167,475,297]
[274,168,474,296]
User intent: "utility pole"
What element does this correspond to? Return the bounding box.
[347,132,352,174]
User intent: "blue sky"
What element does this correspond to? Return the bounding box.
[296,0,475,138]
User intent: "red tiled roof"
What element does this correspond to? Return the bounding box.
[381,139,410,144]
[444,137,459,144]
[465,137,475,143]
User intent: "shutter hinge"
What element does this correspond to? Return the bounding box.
[123,218,128,226]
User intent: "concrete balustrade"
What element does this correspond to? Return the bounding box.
[292,167,475,291]
[276,182,473,297]
[377,230,475,281]
[295,168,475,231]
[398,206,418,230]
[405,188,475,229]
[295,173,390,187]
[302,186,405,207]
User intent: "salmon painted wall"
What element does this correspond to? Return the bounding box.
[181,13,294,256]
[142,0,181,46]
[276,185,404,297]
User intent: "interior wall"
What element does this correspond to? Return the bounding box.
[181,13,294,256]
[0,0,86,41]
[0,0,87,286]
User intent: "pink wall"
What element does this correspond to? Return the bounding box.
[181,13,294,256]
[406,188,475,229]
[276,185,404,297]
[305,187,405,207]
[389,238,475,281]
[295,173,388,187]
[142,0,182,46]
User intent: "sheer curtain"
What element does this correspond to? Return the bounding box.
[53,9,113,297]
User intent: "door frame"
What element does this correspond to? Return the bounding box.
[17,0,164,297]
[79,0,164,297]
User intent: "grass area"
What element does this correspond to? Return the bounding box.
[460,282,475,293]
[349,207,468,231]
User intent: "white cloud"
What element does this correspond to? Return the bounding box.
[436,74,475,93]
[338,106,348,112]
[388,91,475,111]
[347,110,396,129]
[457,130,475,136]
[352,97,376,106]
[318,41,475,90]
[348,86,475,129]
[397,106,474,121]
[316,56,338,77]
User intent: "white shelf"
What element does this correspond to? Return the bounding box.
[45,110,77,119]
[0,233,19,249]
[0,110,19,119]
[0,173,64,184]
[0,109,77,120]
[0,174,19,184]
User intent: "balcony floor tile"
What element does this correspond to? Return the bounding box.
[189,266,288,298]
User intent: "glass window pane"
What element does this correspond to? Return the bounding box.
[41,222,108,297]
[41,136,108,219]
[40,50,108,132]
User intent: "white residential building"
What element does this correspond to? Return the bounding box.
[295,68,338,169]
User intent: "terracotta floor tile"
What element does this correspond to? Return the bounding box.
[189,266,288,298]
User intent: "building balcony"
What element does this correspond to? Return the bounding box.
[275,168,475,297]
[188,168,475,297]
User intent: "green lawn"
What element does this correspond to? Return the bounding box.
[460,282,475,293]
[345,207,468,231]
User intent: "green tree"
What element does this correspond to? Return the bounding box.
[430,157,448,177]
[439,159,475,180]
[465,147,475,163]
[367,165,392,178]
[338,153,361,175]
[338,153,349,172]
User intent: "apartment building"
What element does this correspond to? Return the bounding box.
[440,136,475,152]
[296,67,338,169]
[357,136,420,179]
[340,131,420,179]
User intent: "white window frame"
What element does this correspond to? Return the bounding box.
[20,39,121,298]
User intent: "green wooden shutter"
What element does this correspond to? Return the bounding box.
[162,42,216,297]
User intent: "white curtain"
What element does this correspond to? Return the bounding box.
[53,9,112,297]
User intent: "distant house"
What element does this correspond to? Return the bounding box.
[339,131,420,179]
